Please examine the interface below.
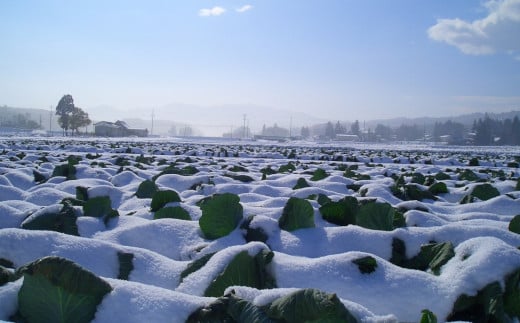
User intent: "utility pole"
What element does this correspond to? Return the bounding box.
[151,109,155,136]
[289,116,292,139]
[49,105,53,136]
[243,114,246,139]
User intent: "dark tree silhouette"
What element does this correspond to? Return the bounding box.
[69,106,91,135]
[55,94,75,136]
[350,120,360,136]
[375,124,393,141]
[324,121,335,139]
[0,113,40,130]
[55,95,91,136]
[472,114,520,145]
[262,123,288,137]
[394,124,422,141]
[513,116,520,145]
[300,126,311,138]
[433,120,465,144]
[473,115,494,145]
[334,121,346,135]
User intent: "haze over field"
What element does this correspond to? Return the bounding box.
[1,0,520,127]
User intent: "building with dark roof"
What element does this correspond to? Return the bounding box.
[94,120,148,137]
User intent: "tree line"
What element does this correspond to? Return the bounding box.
[0,111,41,130]
[319,114,520,145]
[472,115,520,145]
[321,120,425,142]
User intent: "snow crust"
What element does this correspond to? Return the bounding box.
[1,137,520,322]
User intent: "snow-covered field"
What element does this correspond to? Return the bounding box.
[1,137,520,322]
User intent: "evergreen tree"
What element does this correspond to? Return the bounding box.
[374,124,392,141]
[395,124,421,141]
[334,121,346,135]
[469,115,520,145]
[262,123,288,137]
[433,120,465,143]
[300,126,310,138]
[512,116,520,145]
[474,116,493,145]
[501,118,513,145]
[324,121,335,139]
[350,120,360,136]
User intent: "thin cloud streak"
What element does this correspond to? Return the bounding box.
[236,5,253,13]
[199,6,226,17]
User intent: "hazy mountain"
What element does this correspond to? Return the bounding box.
[1,103,325,136]
[107,103,325,136]
[0,105,60,131]
[150,103,326,135]
[364,111,520,129]
[3,104,520,137]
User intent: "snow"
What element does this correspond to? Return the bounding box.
[1,137,520,322]
[0,280,21,320]
[272,250,448,321]
[92,219,204,260]
[93,279,212,323]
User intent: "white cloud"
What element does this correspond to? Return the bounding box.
[427,0,520,55]
[199,6,226,17]
[236,5,253,13]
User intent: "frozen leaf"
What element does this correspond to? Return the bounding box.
[199,193,243,239]
[17,256,112,323]
[279,197,315,231]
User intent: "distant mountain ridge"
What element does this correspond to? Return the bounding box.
[2,104,520,136]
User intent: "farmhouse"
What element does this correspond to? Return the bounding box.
[94,120,148,137]
[334,134,359,141]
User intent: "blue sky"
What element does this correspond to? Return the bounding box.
[1,0,519,123]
